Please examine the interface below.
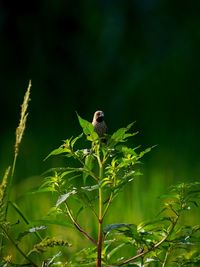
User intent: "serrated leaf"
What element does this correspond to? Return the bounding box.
[109,123,136,145]
[56,189,77,207]
[138,145,156,159]
[116,145,137,156]
[77,113,98,141]
[44,146,71,161]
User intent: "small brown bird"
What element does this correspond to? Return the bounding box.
[92,110,107,138]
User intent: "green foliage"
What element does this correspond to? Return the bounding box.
[0,110,200,267]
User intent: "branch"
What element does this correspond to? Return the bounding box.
[65,202,97,246]
[102,192,113,220]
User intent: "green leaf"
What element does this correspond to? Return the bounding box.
[44,134,84,161]
[116,145,137,156]
[144,258,160,264]
[56,189,77,207]
[77,113,98,141]
[60,170,81,179]
[138,217,171,228]
[107,243,126,259]
[138,145,156,159]
[81,184,99,191]
[109,122,137,146]
[17,225,47,241]
[71,246,97,265]
[44,146,71,161]
[32,218,72,228]
[75,206,84,219]
[42,251,62,267]
[83,154,95,184]
[27,186,57,194]
[71,133,84,149]
[104,223,133,235]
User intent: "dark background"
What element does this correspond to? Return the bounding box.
[0,0,200,186]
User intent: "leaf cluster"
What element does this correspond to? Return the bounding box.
[42,115,151,203]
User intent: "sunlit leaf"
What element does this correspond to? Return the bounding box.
[77,113,98,141]
[44,145,71,161]
[56,189,77,207]
[109,122,136,146]
[145,258,159,264]
[71,133,83,149]
[116,145,137,156]
[138,145,156,159]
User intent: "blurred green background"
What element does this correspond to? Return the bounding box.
[0,0,200,229]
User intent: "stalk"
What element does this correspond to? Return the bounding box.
[65,202,97,245]
[6,80,31,219]
[97,187,103,267]
[1,81,31,258]
[96,154,104,267]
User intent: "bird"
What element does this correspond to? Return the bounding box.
[92,110,107,138]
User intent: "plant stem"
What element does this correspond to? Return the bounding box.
[97,187,103,267]
[96,153,104,267]
[162,246,170,267]
[65,202,97,245]
[102,192,113,219]
[5,154,17,220]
